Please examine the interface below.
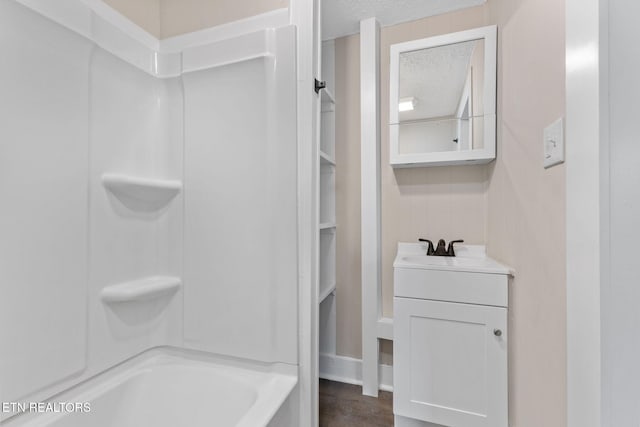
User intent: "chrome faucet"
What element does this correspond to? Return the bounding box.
[418,238,464,257]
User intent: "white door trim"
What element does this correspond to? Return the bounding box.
[290,0,320,425]
[566,0,608,426]
[360,17,382,398]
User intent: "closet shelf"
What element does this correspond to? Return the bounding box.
[320,151,336,166]
[319,283,337,304]
[321,88,335,104]
[319,222,336,230]
[102,173,182,211]
[101,276,181,303]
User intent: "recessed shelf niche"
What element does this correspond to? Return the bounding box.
[319,166,336,225]
[319,39,337,361]
[319,228,336,300]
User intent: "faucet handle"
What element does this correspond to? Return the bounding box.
[446,240,464,256]
[418,238,435,256]
[434,239,448,256]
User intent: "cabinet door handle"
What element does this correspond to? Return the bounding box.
[494,329,502,337]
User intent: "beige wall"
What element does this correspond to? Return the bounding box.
[335,34,362,359]
[485,0,566,425]
[335,5,491,367]
[379,9,491,322]
[102,0,288,39]
[159,0,287,39]
[103,0,161,37]
[334,1,566,426]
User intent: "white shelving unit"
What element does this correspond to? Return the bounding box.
[320,151,336,165]
[319,40,337,357]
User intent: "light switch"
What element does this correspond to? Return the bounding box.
[543,118,564,168]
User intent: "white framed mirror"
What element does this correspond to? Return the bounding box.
[389,25,497,167]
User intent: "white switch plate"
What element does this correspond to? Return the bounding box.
[543,118,564,168]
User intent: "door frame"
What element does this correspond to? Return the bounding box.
[290,0,321,425]
[566,0,609,426]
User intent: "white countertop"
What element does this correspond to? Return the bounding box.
[393,243,513,276]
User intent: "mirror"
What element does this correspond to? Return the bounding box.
[389,26,497,167]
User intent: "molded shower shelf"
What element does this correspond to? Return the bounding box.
[102,174,182,210]
[101,276,181,303]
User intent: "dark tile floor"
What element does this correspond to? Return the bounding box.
[319,379,394,427]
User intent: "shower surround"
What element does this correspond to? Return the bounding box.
[0,1,298,425]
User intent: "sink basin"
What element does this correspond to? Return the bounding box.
[393,244,512,275]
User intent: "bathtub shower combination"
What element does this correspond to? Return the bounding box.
[0,1,299,426]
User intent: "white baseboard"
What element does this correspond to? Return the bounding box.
[319,353,393,392]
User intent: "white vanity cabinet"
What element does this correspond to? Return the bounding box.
[393,243,512,427]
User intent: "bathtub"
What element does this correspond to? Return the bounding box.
[5,348,297,427]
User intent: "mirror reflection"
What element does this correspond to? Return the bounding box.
[396,39,485,154]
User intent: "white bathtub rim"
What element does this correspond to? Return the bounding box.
[3,346,297,427]
[235,370,297,427]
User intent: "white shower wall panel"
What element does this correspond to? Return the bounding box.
[0,0,91,405]
[182,27,298,365]
[88,48,183,374]
[0,1,184,410]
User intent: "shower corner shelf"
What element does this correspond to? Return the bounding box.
[101,276,181,303]
[102,173,182,210]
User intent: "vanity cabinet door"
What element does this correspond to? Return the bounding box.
[394,297,508,427]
